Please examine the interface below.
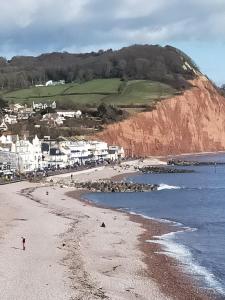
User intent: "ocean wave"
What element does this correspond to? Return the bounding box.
[147,231,225,295]
[127,211,185,227]
[128,211,172,223]
[157,183,181,190]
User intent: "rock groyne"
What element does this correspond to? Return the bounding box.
[138,166,194,174]
[167,160,224,166]
[54,180,159,192]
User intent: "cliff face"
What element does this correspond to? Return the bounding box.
[94,76,225,156]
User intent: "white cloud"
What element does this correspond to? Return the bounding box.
[0,0,225,57]
[112,19,193,44]
[115,0,172,19]
[0,0,38,28]
[0,0,90,29]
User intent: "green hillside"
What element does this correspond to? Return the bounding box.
[103,81,176,105]
[3,78,177,108]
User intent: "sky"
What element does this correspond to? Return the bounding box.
[0,0,224,85]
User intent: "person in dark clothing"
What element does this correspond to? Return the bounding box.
[100,222,106,228]
[21,237,26,251]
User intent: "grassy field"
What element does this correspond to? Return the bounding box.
[102,81,176,105]
[3,78,176,107]
[4,84,72,99]
[65,79,121,94]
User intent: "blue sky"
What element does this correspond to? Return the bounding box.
[0,0,224,85]
[174,42,225,86]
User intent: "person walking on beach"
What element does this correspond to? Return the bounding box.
[21,237,26,251]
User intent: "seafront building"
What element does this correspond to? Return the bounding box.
[0,135,43,173]
[0,134,124,175]
[0,149,17,175]
[59,139,92,166]
[14,135,43,172]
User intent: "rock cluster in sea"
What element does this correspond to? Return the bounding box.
[167,160,224,166]
[138,166,194,173]
[55,180,158,192]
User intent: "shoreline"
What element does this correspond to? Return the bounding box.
[47,156,222,299]
[0,155,222,299]
[67,188,217,300]
[130,214,218,300]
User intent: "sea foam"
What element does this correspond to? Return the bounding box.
[148,230,225,295]
[157,183,181,190]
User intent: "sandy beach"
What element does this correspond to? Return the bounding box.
[0,158,215,299]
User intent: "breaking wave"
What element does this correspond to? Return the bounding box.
[148,230,225,296]
[157,183,181,190]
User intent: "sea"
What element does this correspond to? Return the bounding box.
[85,153,225,298]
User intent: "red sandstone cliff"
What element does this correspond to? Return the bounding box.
[94,76,225,156]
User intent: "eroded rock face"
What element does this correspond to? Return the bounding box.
[94,76,225,156]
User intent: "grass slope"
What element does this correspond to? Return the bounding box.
[3,78,176,107]
[103,81,176,105]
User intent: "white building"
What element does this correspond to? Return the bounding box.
[42,113,64,126]
[0,134,14,150]
[41,139,69,169]
[108,145,125,160]
[0,133,125,174]
[59,140,91,165]
[48,148,68,168]
[58,138,124,165]
[88,141,109,161]
[4,114,17,125]
[0,121,8,132]
[33,101,56,110]
[0,149,17,175]
[46,80,65,86]
[45,80,53,86]
[14,135,43,173]
[0,135,43,173]
[9,103,25,113]
[75,110,82,118]
[57,110,82,118]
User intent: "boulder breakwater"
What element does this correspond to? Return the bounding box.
[167,159,225,166]
[51,179,158,192]
[138,166,194,174]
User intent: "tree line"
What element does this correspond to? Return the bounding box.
[0,44,200,90]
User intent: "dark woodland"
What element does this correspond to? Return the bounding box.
[0,45,199,90]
